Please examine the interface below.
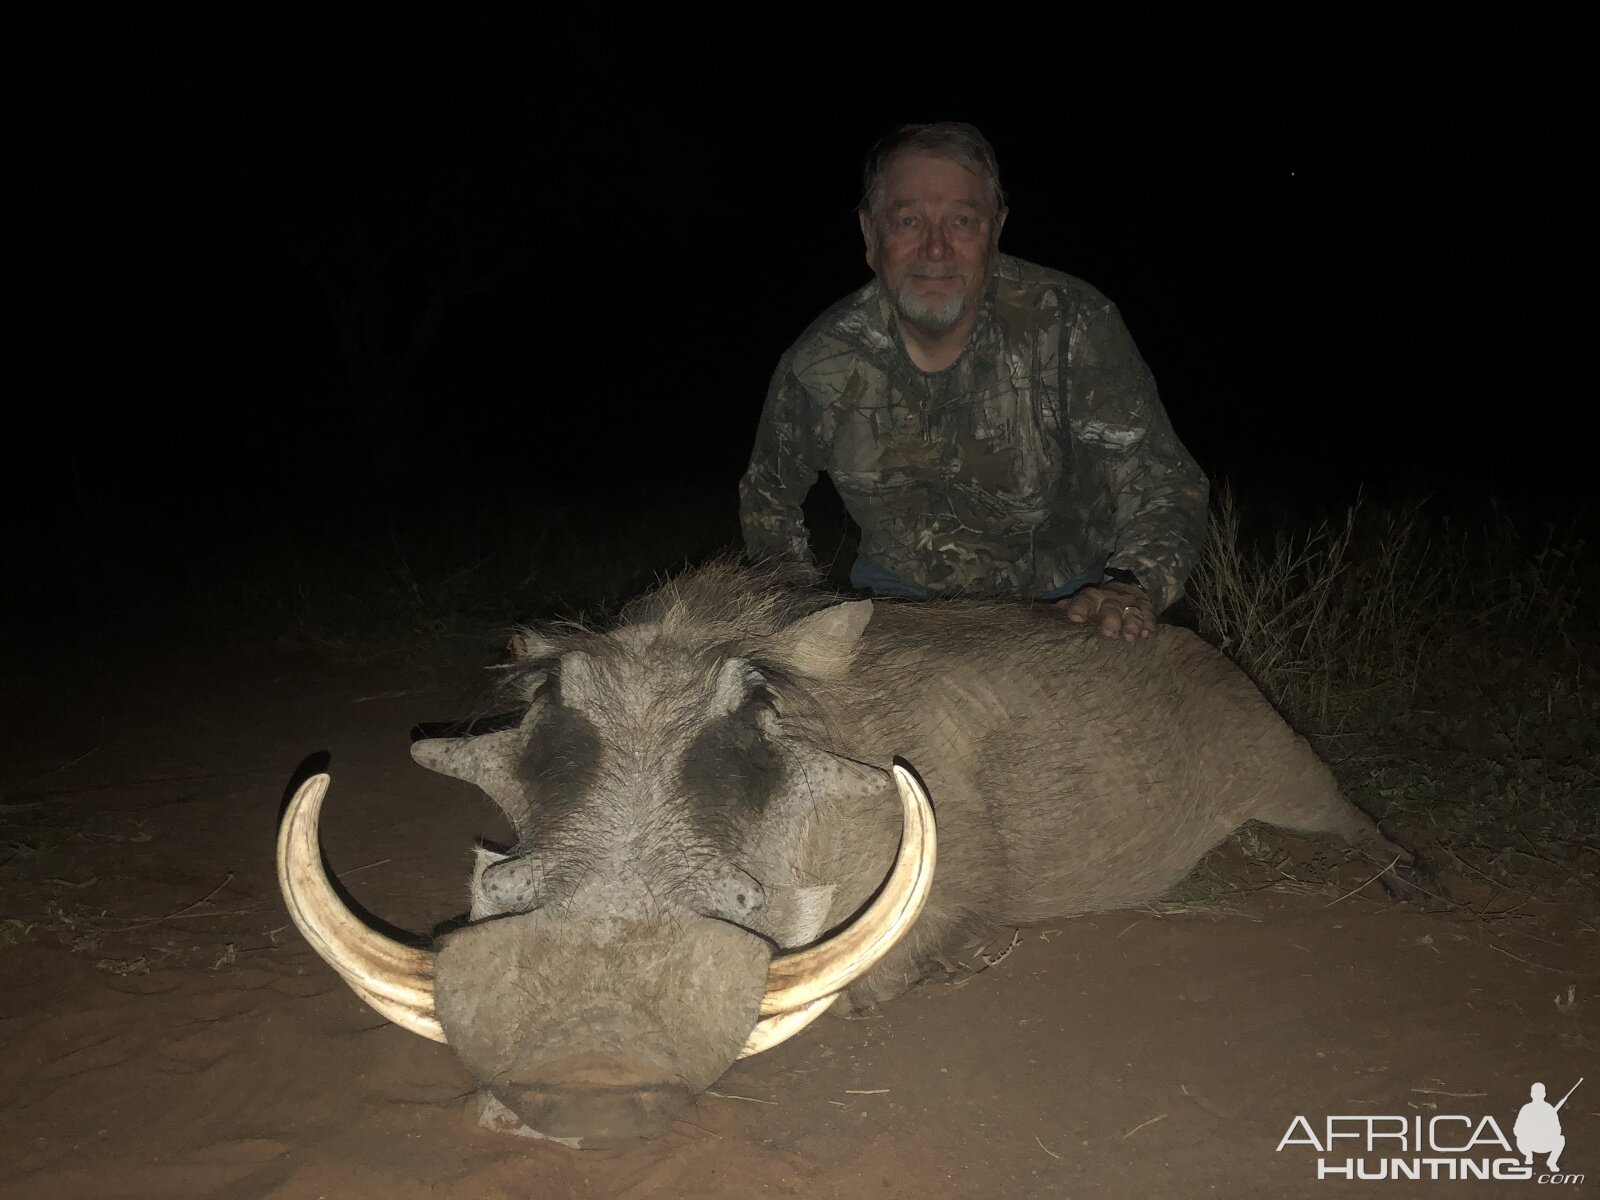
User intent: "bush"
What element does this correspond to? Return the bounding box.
[1188,485,1597,868]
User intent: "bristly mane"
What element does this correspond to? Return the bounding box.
[620,558,841,640]
[499,560,865,753]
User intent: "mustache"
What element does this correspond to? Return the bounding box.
[906,265,961,278]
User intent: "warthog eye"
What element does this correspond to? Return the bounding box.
[515,704,601,815]
[680,696,785,826]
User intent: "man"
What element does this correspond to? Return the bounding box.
[1514,1080,1573,1173]
[739,122,1208,641]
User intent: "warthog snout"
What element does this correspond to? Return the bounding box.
[496,1055,692,1140]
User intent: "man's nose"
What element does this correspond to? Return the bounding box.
[921,221,951,259]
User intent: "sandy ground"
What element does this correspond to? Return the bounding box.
[2,635,1594,1199]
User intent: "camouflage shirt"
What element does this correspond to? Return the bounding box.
[738,254,1209,612]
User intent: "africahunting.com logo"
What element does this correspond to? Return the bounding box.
[1277,1077,1584,1184]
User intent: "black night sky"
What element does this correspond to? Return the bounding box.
[11,11,1592,620]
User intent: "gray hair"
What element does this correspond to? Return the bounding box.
[858,122,1007,223]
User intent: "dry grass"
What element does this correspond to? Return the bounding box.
[1188,490,1441,724]
[1187,486,1597,888]
[1189,487,1589,726]
[0,800,272,971]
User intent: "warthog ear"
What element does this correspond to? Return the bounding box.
[507,630,557,660]
[707,658,765,716]
[779,600,873,679]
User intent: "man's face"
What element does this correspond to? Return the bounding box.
[861,151,1002,336]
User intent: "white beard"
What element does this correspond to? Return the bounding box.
[891,281,968,334]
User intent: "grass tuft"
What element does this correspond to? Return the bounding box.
[1188,485,1597,891]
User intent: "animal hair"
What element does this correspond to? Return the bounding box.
[501,559,868,759]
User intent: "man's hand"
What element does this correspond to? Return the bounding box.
[1058,581,1156,641]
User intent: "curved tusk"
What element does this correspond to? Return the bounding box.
[736,993,837,1059]
[276,774,446,1043]
[756,762,937,1020]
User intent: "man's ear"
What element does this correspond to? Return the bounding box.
[858,209,877,270]
[993,206,1008,245]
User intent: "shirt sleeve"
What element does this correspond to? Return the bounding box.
[739,357,822,563]
[1068,301,1210,612]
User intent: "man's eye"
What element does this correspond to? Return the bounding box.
[899,215,917,227]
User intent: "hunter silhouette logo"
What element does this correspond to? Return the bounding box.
[1277,1076,1585,1183]
[1516,1078,1581,1173]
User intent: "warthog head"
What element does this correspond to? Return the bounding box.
[278,569,935,1143]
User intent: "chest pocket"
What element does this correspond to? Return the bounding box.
[826,364,1061,521]
[963,373,1059,514]
[826,386,936,498]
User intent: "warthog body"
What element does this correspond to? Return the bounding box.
[282,562,1409,1145]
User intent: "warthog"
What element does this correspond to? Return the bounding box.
[278,562,1413,1145]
